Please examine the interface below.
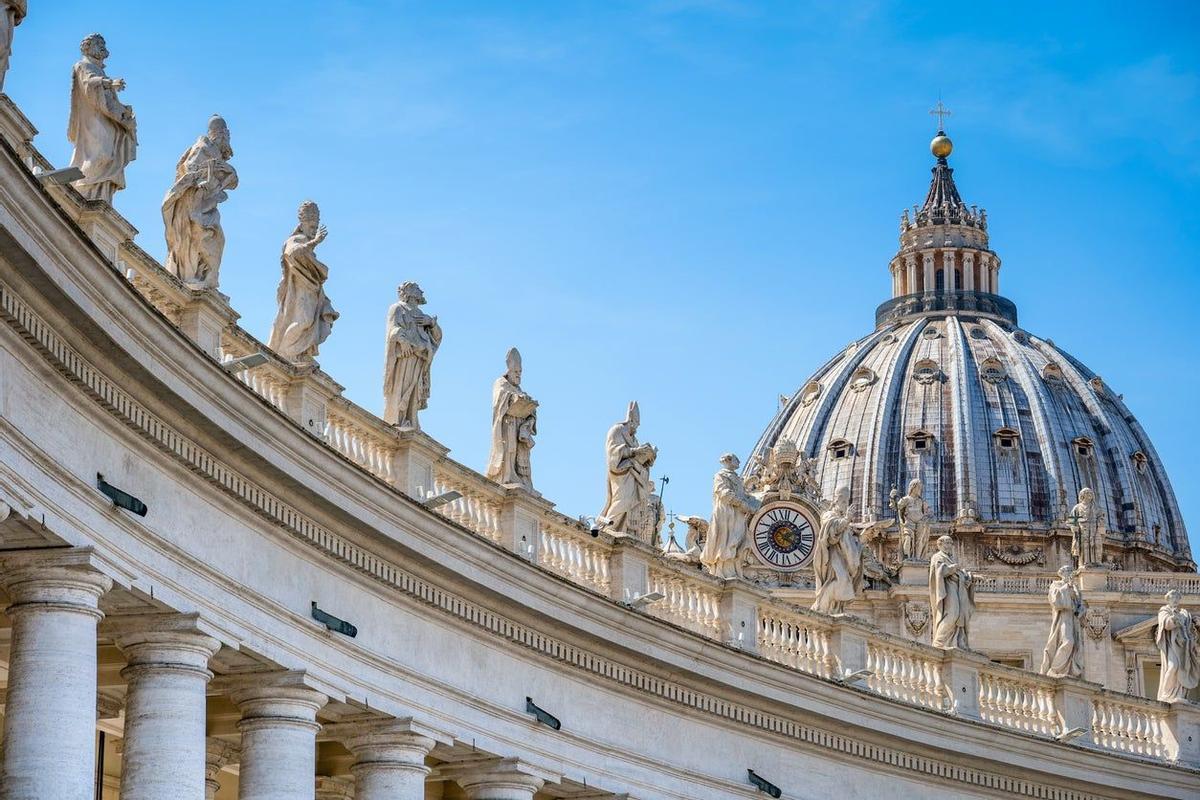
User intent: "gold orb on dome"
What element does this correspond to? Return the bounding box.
[930,133,953,158]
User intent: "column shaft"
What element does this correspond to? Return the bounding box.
[234,687,327,800]
[0,564,111,800]
[117,627,221,800]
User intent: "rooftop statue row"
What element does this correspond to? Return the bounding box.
[0,1,24,92]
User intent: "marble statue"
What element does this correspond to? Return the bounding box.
[268,201,338,362]
[68,34,137,203]
[928,535,975,649]
[485,348,537,490]
[1069,488,1105,567]
[1040,566,1084,678]
[597,402,657,534]
[382,282,441,429]
[0,0,25,91]
[161,116,237,289]
[810,485,863,615]
[892,479,931,560]
[700,453,760,580]
[1155,589,1200,703]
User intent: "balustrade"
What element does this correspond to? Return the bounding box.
[757,607,834,679]
[865,639,947,711]
[1092,696,1171,759]
[977,668,1058,736]
[646,566,724,639]
[538,518,611,593]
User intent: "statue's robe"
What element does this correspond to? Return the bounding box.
[0,1,26,91]
[929,550,974,648]
[1070,500,1105,565]
[382,303,441,427]
[1156,605,1200,703]
[268,232,336,361]
[598,422,648,532]
[700,468,754,579]
[1040,580,1084,678]
[68,56,136,201]
[485,376,535,489]
[162,135,237,287]
[811,506,862,614]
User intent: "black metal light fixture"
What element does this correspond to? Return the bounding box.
[97,473,147,517]
[311,602,358,637]
[525,697,561,730]
[748,768,782,798]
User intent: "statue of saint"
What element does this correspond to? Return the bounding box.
[485,348,537,490]
[810,485,863,615]
[1155,589,1200,703]
[700,453,760,580]
[928,535,975,648]
[161,115,237,289]
[1069,488,1105,567]
[892,479,931,560]
[382,282,441,429]
[0,1,26,91]
[1040,566,1084,678]
[68,34,136,203]
[268,201,338,362]
[596,402,657,534]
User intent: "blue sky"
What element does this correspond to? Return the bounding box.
[9,2,1200,553]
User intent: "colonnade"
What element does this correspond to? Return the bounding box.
[0,551,559,800]
[890,249,1000,297]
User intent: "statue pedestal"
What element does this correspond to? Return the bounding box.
[1166,701,1200,767]
[497,487,553,565]
[1077,568,1110,594]
[898,560,928,586]
[177,288,239,360]
[282,364,343,438]
[388,428,449,500]
[608,535,658,604]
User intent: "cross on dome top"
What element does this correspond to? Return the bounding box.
[929,99,952,131]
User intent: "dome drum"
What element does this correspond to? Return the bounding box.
[875,289,1018,327]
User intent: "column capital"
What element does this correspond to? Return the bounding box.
[441,757,558,800]
[107,612,222,681]
[205,737,240,791]
[0,549,112,620]
[233,685,328,734]
[325,716,449,762]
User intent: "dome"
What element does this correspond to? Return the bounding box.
[749,131,1191,566]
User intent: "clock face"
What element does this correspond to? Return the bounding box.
[749,501,818,571]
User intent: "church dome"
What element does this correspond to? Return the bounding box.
[750,131,1191,564]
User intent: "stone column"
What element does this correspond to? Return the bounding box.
[990,257,1000,294]
[943,250,957,292]
[0,556,112,800]
[114,617,221,800]
[233,686,329,800]
[443,758,556,800]
[979,254,993,293]
[905,254,917,295]
[205,738,240,800]
[921,251,935,294]
[334,720,440,800]
[961,252,975,291]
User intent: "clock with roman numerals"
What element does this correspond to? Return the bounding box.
[748,500,818,571]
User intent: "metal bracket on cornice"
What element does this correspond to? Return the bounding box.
[97,473,148,517]
[311,602,358,638]
[747,768,782,798]
[525,697,561,730]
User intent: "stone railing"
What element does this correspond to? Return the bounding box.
[539,516,611,594]
[1107,573,1200,596]
[217,330,293,416]
[977,665,1058,736]
[973,573,1055,595]
[864,637,948,711]
[428,461,505,545]
[323,397,400,485]
[757,606,834,679]
[1092,694,1172,760]
[645,564,724,640]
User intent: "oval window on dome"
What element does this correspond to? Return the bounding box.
[912,358,940,385]
[827,439,854,460]
[849,367,876,393]
[993,427,1020,451]
[1042,363,1064,382]
[970,326,989,340]
[799,380,821,407]
[1131,451,1149,475]
[921,326,941,340]
[980,357,1007,384]
[1072,436,1095,458]
[1089,376,1106,394]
